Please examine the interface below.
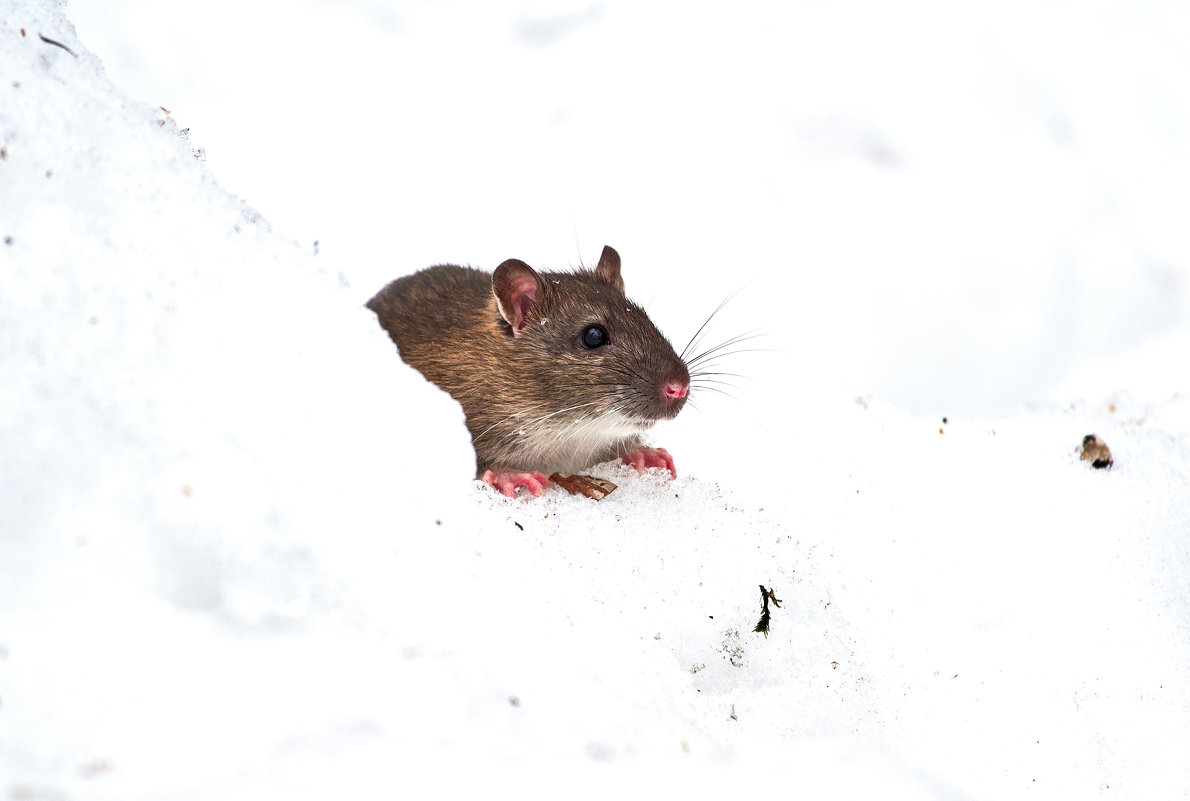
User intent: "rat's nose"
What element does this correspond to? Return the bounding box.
[663,380,689,400]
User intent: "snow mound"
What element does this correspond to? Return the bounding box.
[2,2,1188,800]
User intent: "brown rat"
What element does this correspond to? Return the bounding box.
[366,245,690,496]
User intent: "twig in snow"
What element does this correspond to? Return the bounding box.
[39,33,78,57]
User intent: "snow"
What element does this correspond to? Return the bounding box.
[2,0,1189,798]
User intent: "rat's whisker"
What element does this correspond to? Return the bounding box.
[493,401,602,445]
[687,370,755,382]
[473,403,550,442]
[686,332,767,368]
[689,377,742,391]
[679,287,745,361]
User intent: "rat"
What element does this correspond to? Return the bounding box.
[366,245,690,497]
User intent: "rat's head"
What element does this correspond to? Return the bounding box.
[491,246,690,430]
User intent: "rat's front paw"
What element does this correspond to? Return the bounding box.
[482,469,551,498]
[620,446,677,478]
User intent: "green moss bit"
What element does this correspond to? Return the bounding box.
[753,585,783,638]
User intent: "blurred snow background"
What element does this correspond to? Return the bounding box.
[68,0,1190,414]
[2,0,1189,798]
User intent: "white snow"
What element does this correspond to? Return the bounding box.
[2,0,1189,798]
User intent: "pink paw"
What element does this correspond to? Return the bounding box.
[621,446,677,478]
[482,469,550,498]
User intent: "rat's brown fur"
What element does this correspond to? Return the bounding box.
[366,246,690,477]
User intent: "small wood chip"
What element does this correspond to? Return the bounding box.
[1080,434,1113,469]
[549,473,617,500]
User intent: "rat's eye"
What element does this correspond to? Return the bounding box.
[580,325,609,349]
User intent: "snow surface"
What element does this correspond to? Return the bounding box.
[2,0,1189,798]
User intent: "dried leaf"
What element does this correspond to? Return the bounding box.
[549,473,617,500]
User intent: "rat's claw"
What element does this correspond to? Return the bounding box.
[620,446,677,478]
[482,470,551,498]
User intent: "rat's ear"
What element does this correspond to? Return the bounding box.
[493,259,545,337]
[594,245,625,293]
